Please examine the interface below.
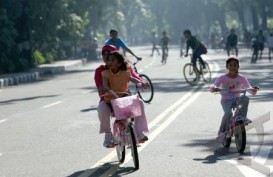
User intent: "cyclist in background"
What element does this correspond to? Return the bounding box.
[105,29,141,60]
[183,29,206,69]
[226,28,238,57]
[160,30,171,63]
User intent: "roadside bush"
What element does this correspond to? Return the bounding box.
[33,50,45,65]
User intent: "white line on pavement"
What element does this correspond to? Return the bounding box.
[82,90,91,94]
[42,101,62,108]
[0,119,8,124]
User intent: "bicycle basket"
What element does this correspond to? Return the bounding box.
[111,95,142,120]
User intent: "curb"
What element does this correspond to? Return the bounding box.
[0,58,87,89]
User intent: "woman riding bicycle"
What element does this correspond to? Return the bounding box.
[210,56,259,143]
[183,29,206,69]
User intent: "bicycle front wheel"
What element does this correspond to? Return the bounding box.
[235,121,246,154]
[138,74,154,103]
[128,123,139,169]
[201,62,211,83]
[116,140,125,163]
[222,134,231,148]
[183,63,199,85]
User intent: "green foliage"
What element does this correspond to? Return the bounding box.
[268,18,273,29]
[33,50,45,65]
[45,50,57,63]
[1,0,273,74]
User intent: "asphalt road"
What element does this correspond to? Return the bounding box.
[0,46,273,177]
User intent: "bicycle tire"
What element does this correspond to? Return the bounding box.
[128,123,139,169]
[183,63,199,85]
[138,74,154,103]
[235,121,246,154]
[116,141,125,163]
[222,134,231,148]
[201,62,211,83]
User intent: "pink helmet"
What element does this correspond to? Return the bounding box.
[101,45,117,54]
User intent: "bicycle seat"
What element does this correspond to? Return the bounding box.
[137,57,142,61]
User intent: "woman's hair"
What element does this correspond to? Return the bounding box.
[109,51,129,71]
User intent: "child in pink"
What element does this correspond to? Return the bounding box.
[94,45,148,148]
[210,56,259,143]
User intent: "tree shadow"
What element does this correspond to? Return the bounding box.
[67,161,137,177]
[0,94,60,105]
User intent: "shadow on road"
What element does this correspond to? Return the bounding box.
[67,161,137,177]
[0,94,60,105]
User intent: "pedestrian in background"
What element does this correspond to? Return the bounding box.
[268,32,273,62]
[256,30,266,60]
[251,38,259,63]
[150,31,160,56]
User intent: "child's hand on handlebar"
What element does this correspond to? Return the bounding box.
[212,87,221,93]
[252,85,259,90]
[137,82,150,89]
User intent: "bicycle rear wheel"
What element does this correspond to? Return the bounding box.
[138,74,154,103]
[235,121,246,154]
[127,123,139,169]
[201,62,211,83]
[183,63,199,85]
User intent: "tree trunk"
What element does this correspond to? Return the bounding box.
[251,6,259,32]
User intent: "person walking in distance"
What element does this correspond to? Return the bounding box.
[256,30,266,60]
[268,32,273,62]
[226,28,238,57]
[150,31,160,56]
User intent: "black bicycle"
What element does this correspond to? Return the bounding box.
[183,54,211,86]
[131,58,154,103]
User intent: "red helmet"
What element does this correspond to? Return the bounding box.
[101,45,117,54]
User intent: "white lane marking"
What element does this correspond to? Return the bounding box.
[120,91,202,167]
[82,90,91,94]
[42,101,62,108]
[0,119,8,124]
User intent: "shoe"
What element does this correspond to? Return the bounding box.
[216,133,225,143]
[138,132,148,143]
[103,132,115,148]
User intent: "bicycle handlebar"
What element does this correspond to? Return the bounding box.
[215,88,259,94]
